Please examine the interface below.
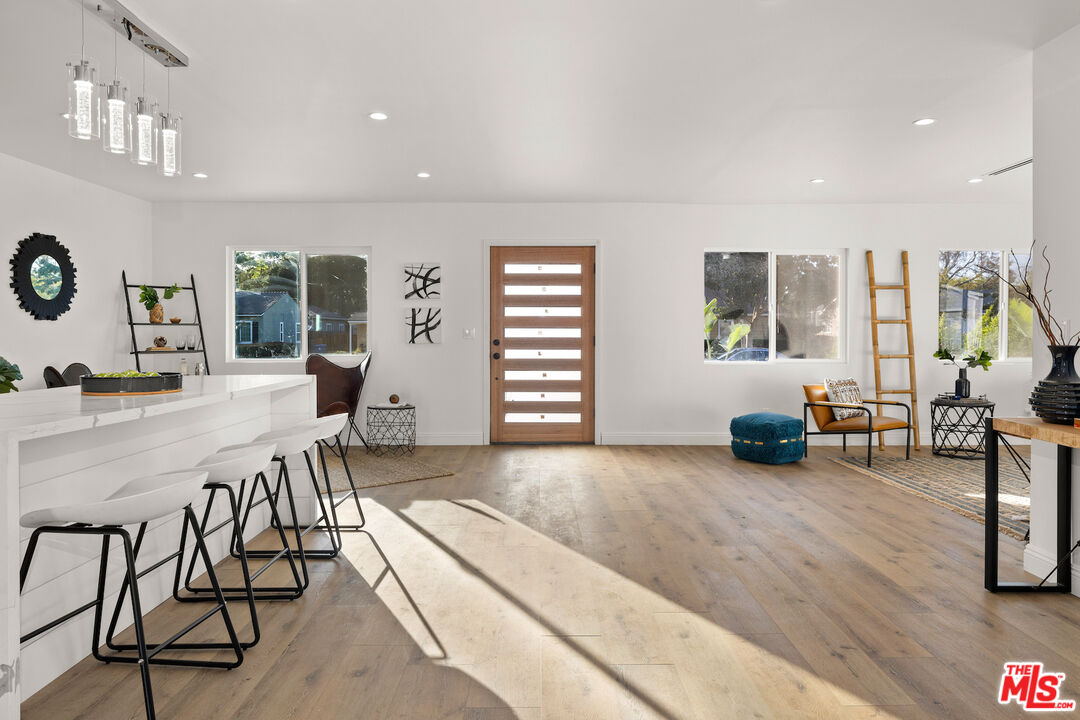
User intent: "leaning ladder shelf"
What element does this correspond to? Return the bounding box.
[122,271,210,374]
[866,251,920,450]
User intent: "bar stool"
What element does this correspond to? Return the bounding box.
[19,469,243,720]
[177,441,306,607]
[302,414,367,542]
[103,444,293,654]
[221,423,326,590]
[255,415,357,561]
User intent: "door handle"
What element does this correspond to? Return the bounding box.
[492,352,501,359]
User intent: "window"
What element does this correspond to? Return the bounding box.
[704,251,844,362]
[230,249,369,360]
[938,250,1032,360]
[306,253,368,355]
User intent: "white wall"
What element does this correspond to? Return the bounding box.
[151,201,1033,445]
[0,152,152,390]
[1028,21,1080,592]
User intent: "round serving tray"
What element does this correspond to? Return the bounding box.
[80,372,183,396]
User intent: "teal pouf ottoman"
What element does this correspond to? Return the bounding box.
[730,412,804,464]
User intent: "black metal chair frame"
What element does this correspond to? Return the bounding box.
[20,506,244,720]
[803,399,912,467]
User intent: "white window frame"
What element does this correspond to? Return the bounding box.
[938,248,1032,363]
[704,248,848,364]
[226,246,373,364]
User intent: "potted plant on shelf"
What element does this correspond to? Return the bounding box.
[933,347,991,399]
[138,283,181,324]
[0,357,22,393]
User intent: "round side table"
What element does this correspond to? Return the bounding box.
[366,403,416,456]
[930,396,995,458]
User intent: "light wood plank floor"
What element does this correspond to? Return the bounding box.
[22,445,1080,719]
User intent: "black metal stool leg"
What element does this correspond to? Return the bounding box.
[174,484,261,648]
[324,436,366,530]
[186,472,305,601]
[243,459,311,590]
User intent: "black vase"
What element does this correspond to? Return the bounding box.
[1043,345,1080,385]
[1029,345,1080,424]
[954,368,970,399]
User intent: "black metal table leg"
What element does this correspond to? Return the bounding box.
[984,418,999,591]
[985,419,1073,593]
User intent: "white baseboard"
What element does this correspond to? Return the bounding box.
[601,432,725,445]
[416,432,484,446]
[1023,544,1080,596]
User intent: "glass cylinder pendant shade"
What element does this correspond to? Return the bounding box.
[101,80,130,154]
[129,97,158,166]
[158,113,181,177]
[66,60,100,141]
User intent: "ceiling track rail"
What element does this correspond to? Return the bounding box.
[79,0,189,68]
[988,158,1032,176]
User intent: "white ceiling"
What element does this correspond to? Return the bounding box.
[0,0,1075,204]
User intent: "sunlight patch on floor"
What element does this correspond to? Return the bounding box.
[338,498,909,719]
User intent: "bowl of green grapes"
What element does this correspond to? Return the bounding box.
[80,371,183,396]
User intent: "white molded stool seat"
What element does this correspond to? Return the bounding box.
[298,413,349,442]
[253,425,321,457]
[196,444,276,484]
[21,470,210,528]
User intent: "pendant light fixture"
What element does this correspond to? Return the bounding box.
[158,70,182,177]
[66,1,100,141]
[102,32,130,154]
[129,55,157,166]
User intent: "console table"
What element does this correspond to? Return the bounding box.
[984,417,1073,593]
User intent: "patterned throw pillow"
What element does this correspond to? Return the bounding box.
[823,377,863,420]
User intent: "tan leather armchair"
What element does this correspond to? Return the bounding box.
[802,384,912,467]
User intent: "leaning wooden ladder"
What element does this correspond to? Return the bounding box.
[866,250,920,450]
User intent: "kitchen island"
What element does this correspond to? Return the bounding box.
[0,374,316,717]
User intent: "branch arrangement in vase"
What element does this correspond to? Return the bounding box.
[932,347,992,371]
[980,242,1078,347]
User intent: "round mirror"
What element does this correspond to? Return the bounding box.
[30,255,62,300]
[10,233,77,320]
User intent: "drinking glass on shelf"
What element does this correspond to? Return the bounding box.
[186,334,197,351]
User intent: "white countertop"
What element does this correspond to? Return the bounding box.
[0,375,313,440]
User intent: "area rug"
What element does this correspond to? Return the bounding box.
[829,453,1029,540]
[317,450,453,492]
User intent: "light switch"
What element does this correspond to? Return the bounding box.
[463,328,476,340]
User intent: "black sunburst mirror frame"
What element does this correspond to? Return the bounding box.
[10,233,77,320]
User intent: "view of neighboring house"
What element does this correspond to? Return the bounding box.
[234,290,301,345]
[307,305,368,353]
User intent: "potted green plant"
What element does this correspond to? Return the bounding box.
[138,283,181,324]
[933,347,991,399]
[0,357,22,393]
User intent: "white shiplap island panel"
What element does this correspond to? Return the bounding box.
[0,374,316,716]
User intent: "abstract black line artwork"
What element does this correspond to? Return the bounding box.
[406,307,442,344]
[404,263,441,299]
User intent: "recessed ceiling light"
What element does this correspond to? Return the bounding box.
[368,112,389,120]
[417,172,431,178]
[913,118,936,126]
[968,177,984,183]
[192,172,208,179]
[59,112,71,119]
[809,178,825,184]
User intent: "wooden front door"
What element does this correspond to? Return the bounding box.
[490,246,595,443]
